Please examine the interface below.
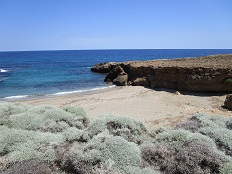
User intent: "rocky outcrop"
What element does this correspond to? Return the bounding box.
[92,54,232,92]
[91,62,118,73]
[224,94,232,110]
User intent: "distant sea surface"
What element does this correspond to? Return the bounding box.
[0,49,232,99]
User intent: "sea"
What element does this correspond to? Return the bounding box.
[0,49,232,99]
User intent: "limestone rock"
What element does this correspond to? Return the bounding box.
[224,94,232,110]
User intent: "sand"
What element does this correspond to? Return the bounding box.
[11,86,231,128]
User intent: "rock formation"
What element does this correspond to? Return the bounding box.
[91,62,118,73]
[224,94,232,110]
[91,54,232,92]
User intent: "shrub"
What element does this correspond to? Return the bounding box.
[175,119,202,132]
[220,162,232,174]
[199,127,232,156]
[191,113,227,128]
[141,140,227,174]
[155,128,217,150]
[61,127,83,142]
[9,145,56,163]
[63,105,90,126]
[0,102,28,126]
[223,78,232,84]
[226,118,232,130]
[0,126,64,163]
[0,160,52,174]
[7,105,88,132]
[82,115,149,143]
[61,132,141,173]
[123,166,160,174]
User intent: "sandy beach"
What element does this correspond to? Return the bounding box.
[11,86,231,128]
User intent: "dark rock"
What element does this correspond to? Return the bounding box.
[224,94,232,110]
[113,74,128,86]
[104,66,126,83]
[91,62,118,73]
[131,77,150,86]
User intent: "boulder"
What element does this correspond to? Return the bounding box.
[104,66,126,83]
[131,77,150,86]
[224,94,232,110]
[113,74,128,86]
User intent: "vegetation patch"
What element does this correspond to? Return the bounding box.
[223,78,232,84]
[0,102,232,174]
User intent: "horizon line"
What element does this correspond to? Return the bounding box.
[1,48,232,53]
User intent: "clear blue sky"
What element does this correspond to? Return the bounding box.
[0,0,231,51]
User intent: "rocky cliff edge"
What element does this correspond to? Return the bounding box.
[91,54,232,92]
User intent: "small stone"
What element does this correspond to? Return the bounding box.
[224,94,232,110]
[175,91,181,95]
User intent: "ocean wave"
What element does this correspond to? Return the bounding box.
[49,85,115,96]
[4,95,29,99]
[0,69,9,73]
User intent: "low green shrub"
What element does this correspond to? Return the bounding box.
[141,140,227,174]
[0,126,64,163]
[61,132,141,173]
[82,115,149,143]
[63,105,90,126]
[226,118,232,130]
[155,128,217,149]
[0,160,52,174]
[0,102,28,126]
[223,78,232,84]
[175,119,201,132]
[191,113,227,128]
[123,166,160,174]
[199,127,232,156]
[61,127,83,142]
[220,162,232,174]
[7,105,88,132]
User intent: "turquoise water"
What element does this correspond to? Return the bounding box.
[0,49,232,99]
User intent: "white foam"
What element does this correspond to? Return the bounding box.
[4,95,29,99]
[0,69,9,73]
[49,85,115,96]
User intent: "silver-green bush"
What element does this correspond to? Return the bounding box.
[61,132,141,173]
[123,166,160,174]
[0,126,64,164]
[0,160,52,174]
[0,102,28,126]
[190,113,227,128]
[155,128,217,149]
[82,115,148,143]
[199,127,232,156]
[226,118,232,130]
[220,162,232,174]
[141,140,227,174]
[6,105,88,132]
[63,105,90,126]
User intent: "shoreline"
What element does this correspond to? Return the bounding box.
[0,85,115,101]
[10,86,231,128]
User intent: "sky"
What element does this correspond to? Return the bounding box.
[0,0,231,51]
